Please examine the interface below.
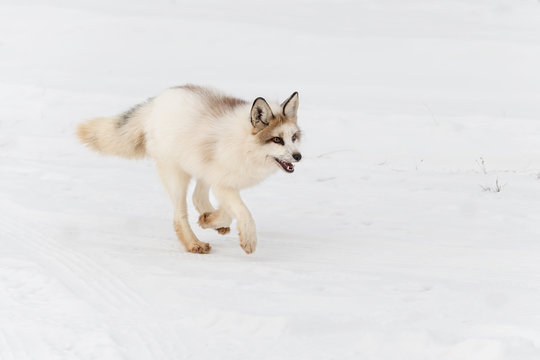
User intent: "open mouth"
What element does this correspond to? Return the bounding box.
[274,158,295,173]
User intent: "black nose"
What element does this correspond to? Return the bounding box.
[292,153,302,161]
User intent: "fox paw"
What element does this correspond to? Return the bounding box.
[198,212,231,234]
[188,242,211,254]
[216,227,230,235]
[198,212,214,229]
[239,232,256,254]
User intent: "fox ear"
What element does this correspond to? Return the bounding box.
[251,97,273,131]
[281,92,299,120]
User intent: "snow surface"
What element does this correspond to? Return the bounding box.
[1,0,540,359]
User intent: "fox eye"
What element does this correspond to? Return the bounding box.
[292,134,297,142]
[272,137,284,145]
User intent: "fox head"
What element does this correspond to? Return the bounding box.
[250,92,302,173]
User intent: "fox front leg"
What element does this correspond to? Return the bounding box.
[193,180,231,234]
[212,186,257,254]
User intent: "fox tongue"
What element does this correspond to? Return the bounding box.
[275,158,295,173]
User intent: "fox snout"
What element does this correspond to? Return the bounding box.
[292,153,302,161]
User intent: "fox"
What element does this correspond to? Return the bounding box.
[77,85,302,254]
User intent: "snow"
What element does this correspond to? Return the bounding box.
[1,0,540,358]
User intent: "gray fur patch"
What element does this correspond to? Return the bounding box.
[117,97,153,128]
[175,84,248,118]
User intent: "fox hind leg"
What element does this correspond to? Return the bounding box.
[156,161,210,254]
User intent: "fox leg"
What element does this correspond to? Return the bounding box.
[193,180,231,235]
[192,180,215,214]
[198,208,232,235]
[156,161,210,254]
[212,186,256,254]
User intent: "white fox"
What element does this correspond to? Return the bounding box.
[77,85,302,254]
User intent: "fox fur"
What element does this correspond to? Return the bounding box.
[77,85,302,254]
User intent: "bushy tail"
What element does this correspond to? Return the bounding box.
[77,109,148,159]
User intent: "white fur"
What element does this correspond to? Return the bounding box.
[80,86,301,254]
[146,88,284,189]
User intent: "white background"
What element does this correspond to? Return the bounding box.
[1,0,540,359]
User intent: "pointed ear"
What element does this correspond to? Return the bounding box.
[250,97,274,131]
[281,92,299,120]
